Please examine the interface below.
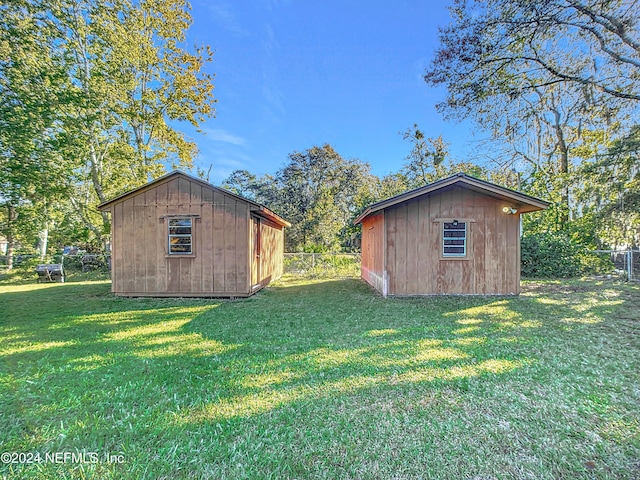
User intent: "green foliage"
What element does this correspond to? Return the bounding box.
[576,251,615,277]
[282,253,360,278]
[578,126,640,247]
[1,0,216,251]
[521,232,582,278]
[223,144,378,253]
[401,124,449,186]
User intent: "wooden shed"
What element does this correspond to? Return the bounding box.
[354,173,549,296]
[98,171,290,297]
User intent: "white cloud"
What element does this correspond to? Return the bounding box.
[201,128,247,146]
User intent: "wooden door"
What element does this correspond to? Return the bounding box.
[251,217,261,288]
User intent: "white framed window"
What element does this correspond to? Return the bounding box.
[443,221,466,257]
[168,217,193,255]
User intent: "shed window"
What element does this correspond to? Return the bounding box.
[168,218,192,254]
[443,221,466,257]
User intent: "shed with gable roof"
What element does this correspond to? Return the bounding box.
[98,171,290,297]
[354,173,549,296]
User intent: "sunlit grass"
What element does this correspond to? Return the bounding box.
[365,328,398,337]
[0,277,638,479]
[0,340,77,356]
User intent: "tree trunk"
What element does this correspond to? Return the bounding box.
[6,205,16,270]
[39,227,49,260]
[39,202,49,260]
[552,107,570,227]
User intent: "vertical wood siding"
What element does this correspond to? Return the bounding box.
[257,218,284,288]
[380,185,521,295]
[110,176,255,296]
[360,211,385,293]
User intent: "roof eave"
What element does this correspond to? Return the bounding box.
[97,170,291,227]
[354,173,549,224]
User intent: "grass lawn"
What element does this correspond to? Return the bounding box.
[0,275,639,479]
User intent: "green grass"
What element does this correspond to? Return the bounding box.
[0,275,639,479]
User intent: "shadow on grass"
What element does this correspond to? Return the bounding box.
[172,277,634,422]
[1,277,638,478]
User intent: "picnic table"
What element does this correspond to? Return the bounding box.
[35,264,65,283]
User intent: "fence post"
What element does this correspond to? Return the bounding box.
[312,253,315,268]
[628,250,633,282]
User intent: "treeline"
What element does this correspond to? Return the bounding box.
[220,140,505,253]
[219,122,640,255]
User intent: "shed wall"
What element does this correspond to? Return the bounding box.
[110,176,250,296]
[258,218,284,288]
[360,211,385,293]
[384,185,521,295]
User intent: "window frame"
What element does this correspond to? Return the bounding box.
[442,220,467,257]
[167,217,194,256]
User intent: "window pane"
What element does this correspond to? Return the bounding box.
[444,222,466,229]
[170,244,192,253]
[169,218,192,227]
[444,239,465,246]
[169,226,191,234]
[170,236,191,245]
[444,246,465,254]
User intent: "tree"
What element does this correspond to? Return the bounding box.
[261,144,376,252]
[221,146,373,252]
[0,0,71,267]
[425,0,640,114]
[579,125,640,247]
[0,0,216,256]
[401,124,449,187]
[47,0,215,247]
[424,0,640,230]
[475,83,593,227]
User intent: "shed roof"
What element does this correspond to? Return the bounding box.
[98,170,291,228]
[354,172,549,225]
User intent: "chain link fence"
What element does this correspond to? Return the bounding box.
[586,249,640,282]
[283,253,360,279]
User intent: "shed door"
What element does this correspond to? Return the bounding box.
[251,217,261,288]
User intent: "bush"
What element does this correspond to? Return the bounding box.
[576,251,616,276]
[521,232,582,278]
[283,253,360,278]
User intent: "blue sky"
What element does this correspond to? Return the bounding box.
[184,0,483,183]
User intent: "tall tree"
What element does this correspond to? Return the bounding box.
[0,0,70,267]
[578,125,640,247]
[425,0,640,114]
[276,145,348,251]
[51,0,216,246]
[424,0,640,229]
[250,144,376,252]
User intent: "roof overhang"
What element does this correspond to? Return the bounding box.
[354,173,549,225]
[98,170,291,228]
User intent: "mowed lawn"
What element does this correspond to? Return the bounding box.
[0,276,638,479]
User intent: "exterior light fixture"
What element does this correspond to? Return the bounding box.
[502,206,518,215]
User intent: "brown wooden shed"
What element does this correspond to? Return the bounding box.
[354,173,549,296]
[98,171,290,297]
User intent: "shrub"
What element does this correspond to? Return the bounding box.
[576,251,616,276]
[521,232,582,278]
[283,253,360,278]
